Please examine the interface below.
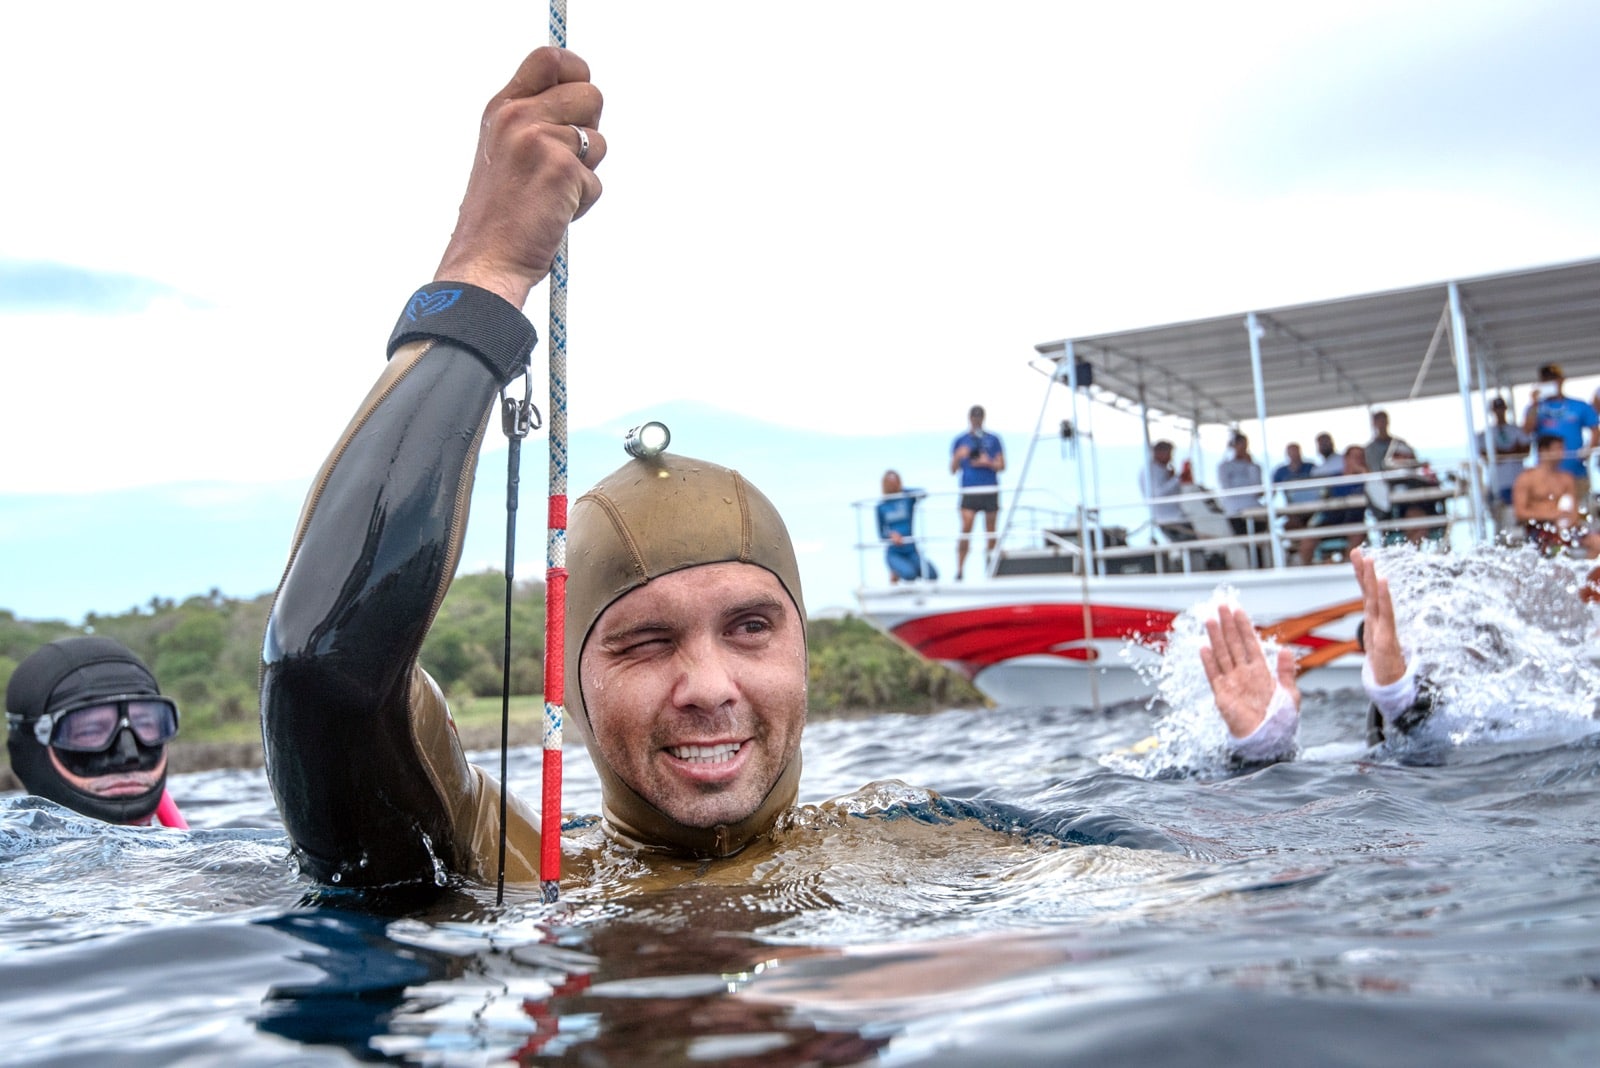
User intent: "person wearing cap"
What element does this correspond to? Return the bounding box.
[1522,364,1597,515]
[5,636,187,827]
[1478,396,1532,537]
[949,404,1006,580]
[258,46,819,888]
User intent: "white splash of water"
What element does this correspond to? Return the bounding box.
[1366,544,1600,746]
[1105,585,1285,777]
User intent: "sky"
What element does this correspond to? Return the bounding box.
[4,1,1600,619]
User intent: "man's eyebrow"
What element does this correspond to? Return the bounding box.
[722,594,786,619]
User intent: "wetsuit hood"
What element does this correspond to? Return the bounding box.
[565,452,806,857]
[5,637,168,825]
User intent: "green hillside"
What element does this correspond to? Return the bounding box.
[1,571,984,781]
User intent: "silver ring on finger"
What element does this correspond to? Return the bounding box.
[569,124,590,162]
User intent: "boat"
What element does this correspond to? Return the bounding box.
[853,257,1600,707]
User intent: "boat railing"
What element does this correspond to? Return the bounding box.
[852,466,1467,587]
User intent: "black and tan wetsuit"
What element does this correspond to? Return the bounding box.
[261,285,806,890]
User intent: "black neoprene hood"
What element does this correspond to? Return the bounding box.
[5,636,168,824]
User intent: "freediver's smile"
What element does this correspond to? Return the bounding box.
[666,741,744,764]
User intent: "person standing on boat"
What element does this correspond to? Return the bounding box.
[876,470,937,583]
[1363,410,1412,476]
[1522,364,1598,517]
[5,637,188,828]
[1478,396,1532,538]
[949,405,1005,580]
[1217,432,1267,568]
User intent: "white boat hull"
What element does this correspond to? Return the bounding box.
[856,566,1365,708]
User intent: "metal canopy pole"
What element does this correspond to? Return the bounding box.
[1245,312,1283,568]
[1138,382,1156,541]
[1447,282,1488,542]
[1064,344,1093,561]
[1064,343,1101,713]
[998,355,1062,575]
[1473,346,1498,538]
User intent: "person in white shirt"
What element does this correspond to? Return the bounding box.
[1140,439,1196,543]
[1217,432,1266,567]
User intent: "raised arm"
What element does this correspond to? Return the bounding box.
[1349,547,1431,742]
[259,47,604,889]
[1200,603,1300,763]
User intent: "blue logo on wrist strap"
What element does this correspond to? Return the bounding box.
[406,289,463,322]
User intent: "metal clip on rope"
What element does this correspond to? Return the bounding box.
[501,368,544,440]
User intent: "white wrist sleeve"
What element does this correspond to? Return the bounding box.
[1362,655,1419,722]
[1227,685,1300,763]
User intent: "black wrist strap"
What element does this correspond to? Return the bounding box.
[387,282,538,385]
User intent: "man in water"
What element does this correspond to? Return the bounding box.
[5,636,187,827]
[949,404,1005,579]
[259,46,816,888]
[1202,548,1442,760]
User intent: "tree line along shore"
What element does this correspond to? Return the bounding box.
[1,571,984,789]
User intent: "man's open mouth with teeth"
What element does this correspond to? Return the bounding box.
[668,742,744,764]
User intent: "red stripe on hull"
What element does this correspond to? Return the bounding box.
[891,604,1176,678]
[889,603,1346,680]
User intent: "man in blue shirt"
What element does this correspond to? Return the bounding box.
[1522,363,1598,516]
[949,404,1005,579]
[1272,441,1319,535]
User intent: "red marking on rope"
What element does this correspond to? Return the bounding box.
[548,494,567,529]
[540,747,563,882]
[541,564,568,887]
[544,566,567,694]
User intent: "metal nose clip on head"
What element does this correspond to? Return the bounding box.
[623,421,671,459]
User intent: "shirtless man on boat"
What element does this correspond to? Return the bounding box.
[1514,434,1600,558]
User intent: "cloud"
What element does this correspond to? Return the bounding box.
[0,260,191,316]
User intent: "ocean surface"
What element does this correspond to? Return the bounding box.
[4,549,1600,1066]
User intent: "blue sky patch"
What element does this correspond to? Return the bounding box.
[0,259,179,315]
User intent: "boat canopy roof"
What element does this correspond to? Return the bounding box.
[1034,256,1600,428]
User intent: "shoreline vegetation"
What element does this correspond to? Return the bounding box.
[1,571,985,791]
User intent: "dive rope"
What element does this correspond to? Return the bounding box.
[540,0,572,906]
[494,0,572,907]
